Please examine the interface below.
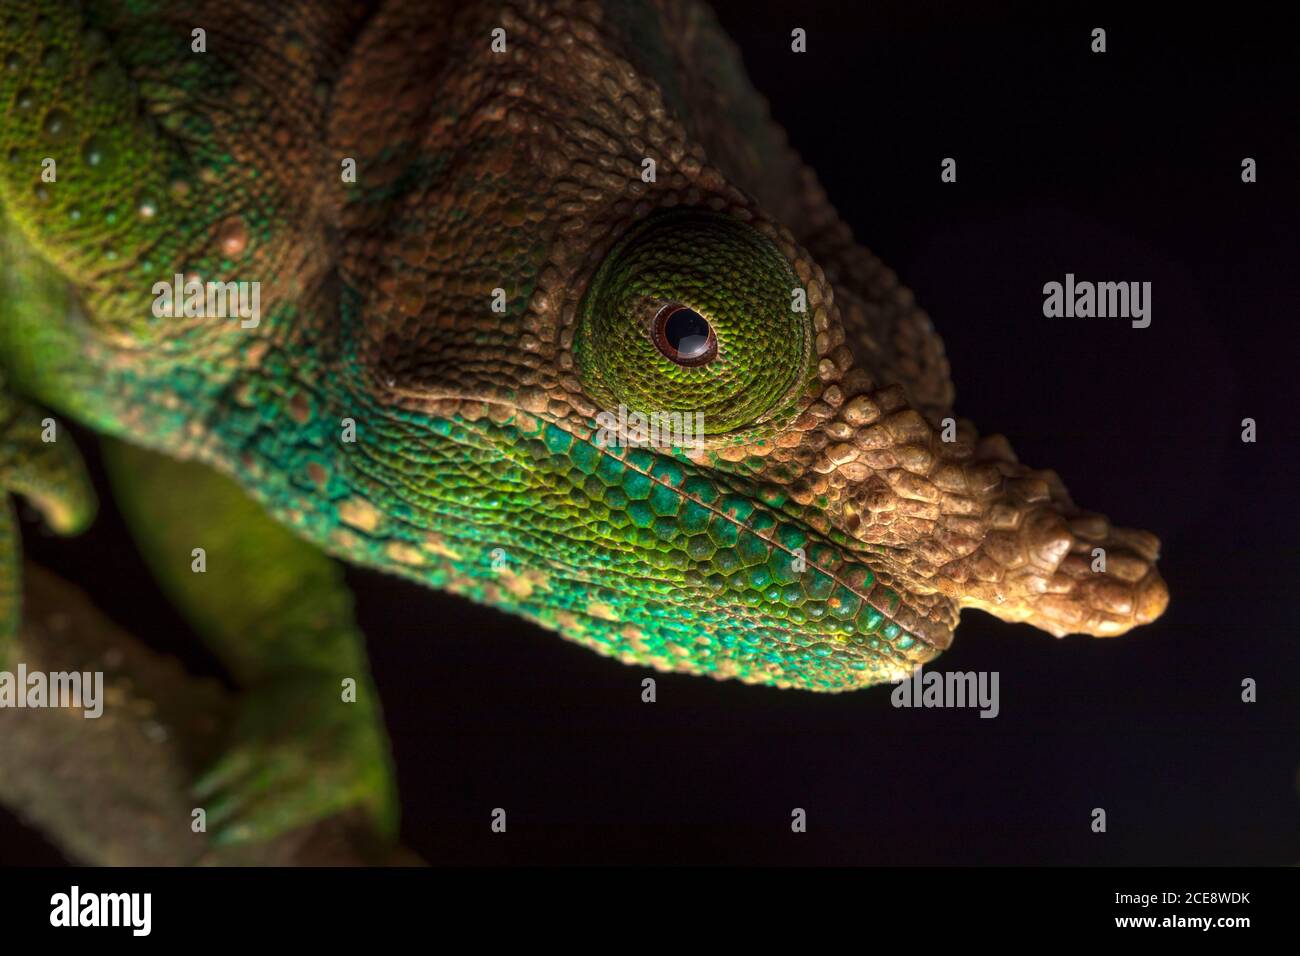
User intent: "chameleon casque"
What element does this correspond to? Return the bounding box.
[0,0,1168,847]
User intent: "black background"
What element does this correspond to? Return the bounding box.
[5,2,1298,865]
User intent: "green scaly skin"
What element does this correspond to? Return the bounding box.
[0,0,1169,846]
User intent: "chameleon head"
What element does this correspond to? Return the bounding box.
[327,1,1168,690]
[362,195,1167,691]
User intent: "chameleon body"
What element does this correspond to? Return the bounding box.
[0,1,1168,844]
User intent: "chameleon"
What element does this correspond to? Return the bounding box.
[0,0,1168,848]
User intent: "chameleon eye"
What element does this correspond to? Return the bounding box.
[575,211,811,435]
[653,304,717,366]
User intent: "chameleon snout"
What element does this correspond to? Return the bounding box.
[811,390,1170,643]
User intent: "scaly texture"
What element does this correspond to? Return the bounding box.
[0,0,1168,695]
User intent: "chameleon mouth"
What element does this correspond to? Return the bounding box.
[384,387,951,686]
[577,428,953,677]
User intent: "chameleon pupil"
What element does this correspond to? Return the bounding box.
[654,305,715,366]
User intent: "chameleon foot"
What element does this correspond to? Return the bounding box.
[193,673,398,846]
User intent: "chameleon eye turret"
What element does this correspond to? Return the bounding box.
[574,211,810,435]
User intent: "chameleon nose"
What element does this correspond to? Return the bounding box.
[993,511,1170,639]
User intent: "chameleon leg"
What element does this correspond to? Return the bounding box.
[101,438,398,846]
[0,392,95,669]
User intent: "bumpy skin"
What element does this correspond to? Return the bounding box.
[0,0,1168,700]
